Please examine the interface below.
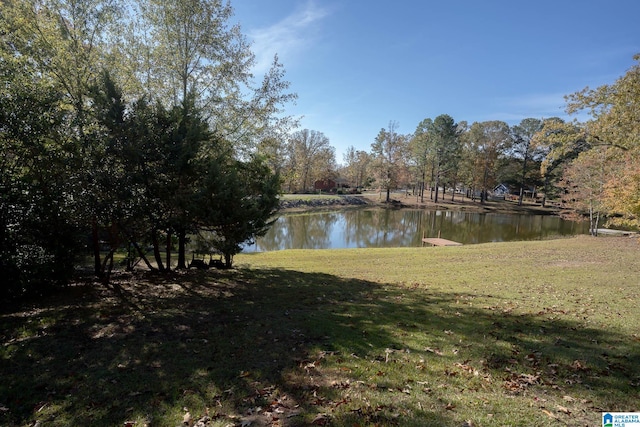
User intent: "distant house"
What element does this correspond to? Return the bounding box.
[493,183,510,197]
[314,178,350,192]
[314,179,337,192]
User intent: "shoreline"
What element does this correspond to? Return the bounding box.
[279,191,560,216]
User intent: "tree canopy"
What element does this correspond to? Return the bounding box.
[1,0,293,297]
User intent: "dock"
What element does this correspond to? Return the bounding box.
[422,237,463,247]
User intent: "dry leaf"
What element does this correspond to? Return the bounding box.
[182,410,192,425]
[311,413,329,425]
[557,405,571,415]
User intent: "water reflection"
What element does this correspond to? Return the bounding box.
[244,209,588,252]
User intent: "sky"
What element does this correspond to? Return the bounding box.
[230,1,640,163]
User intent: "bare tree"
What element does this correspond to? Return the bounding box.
[286,129,335,192]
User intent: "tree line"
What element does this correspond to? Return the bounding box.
[279,56,640,237]
[3,0,639,299]
[1,0,296,298]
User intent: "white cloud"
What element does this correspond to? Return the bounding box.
[248,1,330,73]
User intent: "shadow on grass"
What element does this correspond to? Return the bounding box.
[1,268,637,426]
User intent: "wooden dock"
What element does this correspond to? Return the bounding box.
[422,237,462,247]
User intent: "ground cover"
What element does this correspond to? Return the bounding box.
[1,236,638,426]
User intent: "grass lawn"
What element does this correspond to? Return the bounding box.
[1,236,639,426]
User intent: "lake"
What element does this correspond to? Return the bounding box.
[243,208,589,252]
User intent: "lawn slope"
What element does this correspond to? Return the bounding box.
[1,236,638,426]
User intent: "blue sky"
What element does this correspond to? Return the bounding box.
[231,1,640,163]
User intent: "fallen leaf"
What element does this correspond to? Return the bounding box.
[311,413,329,425]
[426,347,444,356]
[557,405,571,415]
[183,410,192,425]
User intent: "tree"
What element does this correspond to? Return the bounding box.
[429,114,462,203]
[286,129,335,192]
[560,147,615,235]
[342,146,372,190]
[511,118,544,205]
[411,118,433,203]
[0,31,84,296]
[199,154,280,268]
[371,121,407,203]
[465,121,512,203]
[5,0,122,277]
[532,118,590,206]
[564,53,640,228]
[121,0,297,153]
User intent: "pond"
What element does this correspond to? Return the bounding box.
[243,208,589,252]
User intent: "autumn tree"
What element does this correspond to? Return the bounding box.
[560,147,616,235]
[343,146,372,190]
[285,129,335,192]
[511,118,544,205]
[532,118,590,206]
[465,121,512,203]
[564,54,640,228]
[371,121,408,202]
[410,118,433,203]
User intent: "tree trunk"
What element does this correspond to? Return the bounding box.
[131,241,155,271]
[151,228,165,271]
[224,252,233,269]
[92,217,102,277]
[177,228,187,269]
[518,154,529,206]
[165,230,172,271]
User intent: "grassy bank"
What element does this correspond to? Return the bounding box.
[1,236,639,426]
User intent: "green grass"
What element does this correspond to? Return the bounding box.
[1,236,639,426]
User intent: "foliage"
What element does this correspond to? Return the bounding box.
[0,0,292,297]
[342,145,372,190]
[510,118,544,205]
[0,20,85,297]
[283,129,335,193]
[371,121,409,202]
[563,54,640,228]
[428,114,462,202]
[200,155,280,267]
[559,147,616,234]
[463,121,512,203]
